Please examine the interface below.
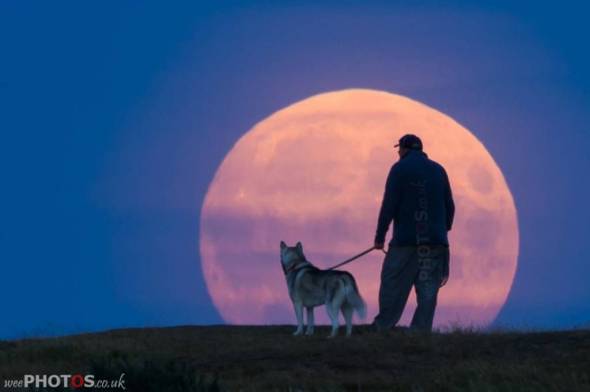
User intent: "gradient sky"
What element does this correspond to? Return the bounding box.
[1,1,589,338]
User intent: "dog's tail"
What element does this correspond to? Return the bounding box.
[343,273,366,320]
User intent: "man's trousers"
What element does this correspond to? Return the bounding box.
[373,244,449,331]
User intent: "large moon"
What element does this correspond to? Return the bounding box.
[199,89,519,328]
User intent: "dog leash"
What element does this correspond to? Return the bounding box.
[326,246,387,270]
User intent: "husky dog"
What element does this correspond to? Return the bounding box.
[280,241,366,337]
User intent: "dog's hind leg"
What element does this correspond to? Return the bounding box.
[327,289,346,338]
[305,307,315,335]
[326,303,340,338]
[341,304,353,337]
[293,301,304,336]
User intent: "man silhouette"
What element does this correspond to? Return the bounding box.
[373,134,455,331]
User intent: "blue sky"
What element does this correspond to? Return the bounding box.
[1,1,589,338]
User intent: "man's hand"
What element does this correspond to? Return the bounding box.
[374,241,384,250]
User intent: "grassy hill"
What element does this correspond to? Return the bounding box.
[1,325,589,391]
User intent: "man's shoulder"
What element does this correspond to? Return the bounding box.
[388,160,408,179]
[426,157,448,174]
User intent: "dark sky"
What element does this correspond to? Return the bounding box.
[1,1,589,338]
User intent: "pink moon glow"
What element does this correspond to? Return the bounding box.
[199,89,519,328]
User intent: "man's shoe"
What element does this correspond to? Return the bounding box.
[371,320,390,332]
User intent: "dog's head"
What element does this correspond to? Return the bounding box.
[280,241,307,274]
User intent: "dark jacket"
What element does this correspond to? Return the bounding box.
[375,149,455,247]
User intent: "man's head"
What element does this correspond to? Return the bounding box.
[395,134,423,158]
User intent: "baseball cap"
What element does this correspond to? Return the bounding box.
[394,134,423,150]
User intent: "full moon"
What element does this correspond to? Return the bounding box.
[199,89,519,328]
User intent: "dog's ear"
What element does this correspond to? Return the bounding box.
[280,241,287,249]
[296,241,303,254]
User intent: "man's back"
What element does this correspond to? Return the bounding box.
[375,149,455,247]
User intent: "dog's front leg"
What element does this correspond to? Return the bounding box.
[305,307,314,335]
[293,301,304,335]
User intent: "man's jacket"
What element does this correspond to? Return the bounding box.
[375,149,455,247]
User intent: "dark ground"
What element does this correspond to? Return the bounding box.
[1,325,589,391]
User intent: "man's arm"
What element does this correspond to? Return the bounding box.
[443,168,455,231]
[374,164,402,246]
